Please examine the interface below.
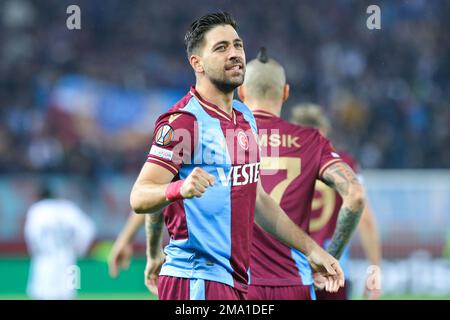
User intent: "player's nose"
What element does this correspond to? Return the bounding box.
[227,56,244,71]
[228,47,244,63]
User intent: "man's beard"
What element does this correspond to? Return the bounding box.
[207,71,245,94]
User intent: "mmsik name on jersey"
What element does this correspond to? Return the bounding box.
[217,163,260,187]
[259,133,300,148]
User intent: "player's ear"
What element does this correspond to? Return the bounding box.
[237,85,245,101]
[283,84,290,103]
[189,54,204,73]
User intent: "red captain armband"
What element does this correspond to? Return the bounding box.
[165,180,185,202]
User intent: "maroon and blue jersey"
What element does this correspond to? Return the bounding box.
[250,110,343,287]
[147,87,260,293]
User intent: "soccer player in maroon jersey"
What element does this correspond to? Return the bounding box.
[290,104,382,300]
[237,49,365,300]
[129,12,343,300]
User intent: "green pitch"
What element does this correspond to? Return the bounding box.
[0,293,157,300]
[1,256,449,301]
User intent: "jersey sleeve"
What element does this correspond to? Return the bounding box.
[146,112,197,175]
[317,134,344,179]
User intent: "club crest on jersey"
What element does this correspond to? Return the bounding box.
[155,124,174,146]
[238,131,249,150]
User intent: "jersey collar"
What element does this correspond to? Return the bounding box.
[189,86,236,123]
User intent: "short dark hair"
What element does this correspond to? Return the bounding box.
[184,12,238,56]
[38,182,54,200]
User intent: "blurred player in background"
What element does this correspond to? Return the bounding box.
[24,183,96,300]
[108,212,144,278]
[291,104,382,300]
[237,49,365,300]
[130,12,343,300]
[108,212,164,295]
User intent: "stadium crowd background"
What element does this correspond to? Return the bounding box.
[0,0,449,299]
[1,0,449,178]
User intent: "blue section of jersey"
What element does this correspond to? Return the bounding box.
[160,95,234,288]
[290,248,313,285]
[232,100,259,135]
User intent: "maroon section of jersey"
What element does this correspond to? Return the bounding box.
[309,150,359,248]
[226,109,259,290]
[250,110,342,286]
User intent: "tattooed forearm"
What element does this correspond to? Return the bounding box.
[322,161,365,258]
[145,213,163,258]
[327,206,363,259]
[322,162,360,196]
[146,213,163,232]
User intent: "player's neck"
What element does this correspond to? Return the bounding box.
[195,81,234,116]
[247,100,282,117]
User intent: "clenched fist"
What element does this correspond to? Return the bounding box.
[180,167,215,199]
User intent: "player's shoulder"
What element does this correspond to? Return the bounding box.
[27,199,73,219]
[233,99,251,112]
[27,201,44,218]
[233,100,258,121]
[157,111,196,127]
[233,100,259,132]
[155,93,198,129]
